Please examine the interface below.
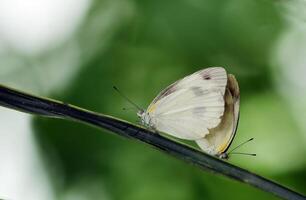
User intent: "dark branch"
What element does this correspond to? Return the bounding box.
[0,84,305,200]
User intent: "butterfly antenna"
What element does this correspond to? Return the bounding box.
[230,152,256,156]
[228,138,254,155]
[113,86,143,111]
[122,107,137,111]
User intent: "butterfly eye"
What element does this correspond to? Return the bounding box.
[137,109,144,117]
[219,153,229,159]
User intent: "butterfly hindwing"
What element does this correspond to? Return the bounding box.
[195,74,240,155]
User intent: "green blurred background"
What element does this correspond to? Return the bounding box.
[1,0,306,199]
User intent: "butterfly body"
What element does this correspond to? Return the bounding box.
[138,67,240,158]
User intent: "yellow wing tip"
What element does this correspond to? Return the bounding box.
[217,140,230,154]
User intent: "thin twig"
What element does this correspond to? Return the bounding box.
[0,84,305,200]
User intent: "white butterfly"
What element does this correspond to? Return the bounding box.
[137,67,240,159]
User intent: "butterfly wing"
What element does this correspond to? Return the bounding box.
[195,74,240,155]
[146,67,228,140]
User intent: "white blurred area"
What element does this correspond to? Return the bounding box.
[273,0,306,142]
[0,0,91,199]
[0,0,134,199]
[0,0,90,54]
[0,0,91,94]
[236,0,306,174]
[0,107,54,200]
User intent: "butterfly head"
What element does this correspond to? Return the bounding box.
[218,152,229,160]
[137,110,152,127]
[137,109,144,118]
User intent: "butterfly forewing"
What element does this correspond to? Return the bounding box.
[149,67,227,106]
[146,67,228,140]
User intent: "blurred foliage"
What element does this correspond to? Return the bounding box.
[6,0,301,199]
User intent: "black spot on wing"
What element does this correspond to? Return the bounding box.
[200,72,211,80]
[204,75,211,80]
[191,86,205,96]
[193,106,206,117]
